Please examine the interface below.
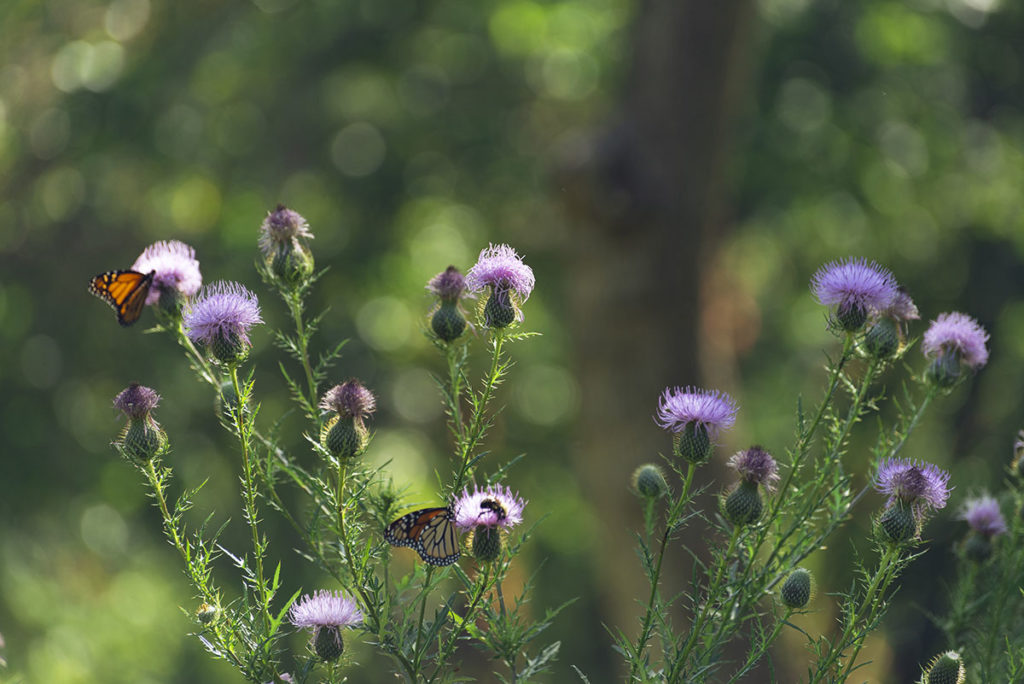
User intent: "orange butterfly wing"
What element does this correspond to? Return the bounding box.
[384,507,461,566]
[89,270,154,326]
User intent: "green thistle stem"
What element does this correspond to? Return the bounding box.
[427,564,493,684]
[284,289,320,423]
[229,365,272,632]
[629,462,696,681]
[452,329,506,496]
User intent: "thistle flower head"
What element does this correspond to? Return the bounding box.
[727,446,780,491]
[811,258,898,330]
[427,266,468,302]
[655,386,738,438]
[886,287,920,322]
[922,312,989,369]
[454,484,525,531]
[184,282,263,362]
[960,496,1006,538]
[289,590,363,629]
[465,244,535,300]
[131,240,202,307]
[319,380,376,421]
[873,458,951,514]
[113,383,161,420]
[922,650,965,684]
[258,204,313,256]
[289,590,362,662]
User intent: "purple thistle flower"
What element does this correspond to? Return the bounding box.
[289,590,362,662]
[811,258,898,330]
[427,265,469,302]
[885,287,920,322]
[727,446,780,491]
[289,590,363,630]
[259,204,314,257]
[873,458,950,515]
[320,379,376,421]
[960,496,1006,538]
[113,383,160,420]
[465,244,535,300]
[131,240,202,307]
[454,484,526,531]
[923,312,989,369]
[184,281,263,360]
[655,386,738,438]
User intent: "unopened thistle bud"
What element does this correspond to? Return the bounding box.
[259,205,315,287]
[780,568,813,609]
[319,380,376,459]
[922,650,965,684]
[113,383,167,462]
[877,502,917,544]
[472,526,502,562]
[427,266,470,342]
[631,464,668,499]
[724,481,763,526]
[863,317,900,359]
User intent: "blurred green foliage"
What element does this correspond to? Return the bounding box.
[0,0,1022,681]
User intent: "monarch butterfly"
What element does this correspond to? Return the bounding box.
[88,269,155,326]
[384,507,461,566]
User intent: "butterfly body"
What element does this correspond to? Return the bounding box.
[384,507,461,566]
[89,269,155,326]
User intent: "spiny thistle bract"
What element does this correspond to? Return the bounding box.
[655,386,738,464]
[631,464,669,499]
[810,257,898,333]
[259,204,315,287]
[780,568,813,609]
[922,312,989,388]
[427,265,470,342]
[184,281,263,365]
[319,380,376,459]
[289,591,363,662]
[464,243,535,328]
[921,651,965,684]
[112,383,167,462]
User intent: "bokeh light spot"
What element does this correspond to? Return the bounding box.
[105,0,151,41]
[80,504,128,557]
[514,364,579,426]
[36,166,86,221]
[330,122,387,177]
[29,108,70,160]
[391,367,443,423]
[357,296,413,352]
[170,176,222,233]
[490,1,548,56]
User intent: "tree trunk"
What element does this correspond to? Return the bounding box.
[563,0,755,677]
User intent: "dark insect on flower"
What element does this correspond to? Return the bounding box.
[384,507,461,566]
[479,498,508,521]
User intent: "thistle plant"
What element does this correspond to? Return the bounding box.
[929,433,1024,684]
[98,210,566,683]
[608,257,998,683]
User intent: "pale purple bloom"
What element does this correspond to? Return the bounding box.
[454,484,525,531]
[427,265,468,301]
[727,446,780,491]
[873,458,950,515]
[465,244,535,302]
[289,590,363,629]
[811,258,898,317]
[320,379,376,420]
[885,287,920,322]
[259,204,313,256]
[960,496,1006,538]
[656,386,738,438]
[923,312,989,369]
[184,281,263,347]
[131,240,202,306]
[113,383,160,419]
